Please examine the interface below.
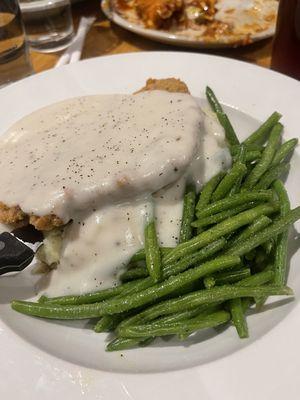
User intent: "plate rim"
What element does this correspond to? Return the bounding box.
[1,51,300,399]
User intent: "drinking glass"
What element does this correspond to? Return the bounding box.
[0,0,33,87]
[19,0,75,53]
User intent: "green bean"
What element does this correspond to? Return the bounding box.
[255,298,267,310]
[243,123,283,189]
[122,263,200,301]
[117,285,292,338]
[130,249,146,262]
[273,180,291,285]
[156,304,217,324]
[170,305,223,340]
[172,281,197,297]
[130,247,172,263]
[241,297,254,311]
[94,315,122,333]
[236,150,262,163]
[117,278,157,298]
[206,87,239,146]
[220,111,239,146]
[164,203,279,263]
[233,144,246,163]
[228,215,272,248]
[106,337,153,352]
[227,206,300,257]
[179,185,196,243]
[129,249,146,264]
[275,232,290,286]
[229,298,249,338]
[93,256,240,315]
[40,279,140,306]
[204,268,251,289]
[229,147,248,195]
[127,260,146,269]
[161,247,173,255]
[251,265,274,307]
[223,269,252,284]
[254,163,290,190]
[211,162,247,202]
[261,239,274,255]
[11,300,105,319]
[229,163,246,195]
[119,310,231,338]
[217,268,274,288]
[118,304,222,333]
[38,295,48,303]
[245,150,262,162]
[12,256,240,319]
[138,306,222,340]
[254,267,275,308]
[243,112,282,145]
[118,270,275,329]
[120,266,148,282]
[163,238,226,277]
[42,276,155,306]
[233,270,275,321]
[196,171,226,210]
[229,180,242,197]
[245,250,257,261]
[203,276,216,289]
[231,144,263,155]
[206,86,224,114]
[228,269,274,287]
[141,239,227,285]
[11,256,240,319]
[273,180,290,215]
[255,285,272,309]
[271,138,298,167]
[193,202,259,228]
[253,248,267,267]
[144,221,162,282]
[196,190,273,219]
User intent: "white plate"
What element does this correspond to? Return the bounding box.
[101,0,276,49]
[0,52,300,400]
[19,0,85,13]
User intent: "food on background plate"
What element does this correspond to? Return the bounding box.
[112,0,278,45]
[1,78,299,352]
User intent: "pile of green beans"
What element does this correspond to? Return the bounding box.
[11,87,299,352]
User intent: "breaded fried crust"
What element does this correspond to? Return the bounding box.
[29,215,64,231]
[0,202,26,224]
[136,78,190,94]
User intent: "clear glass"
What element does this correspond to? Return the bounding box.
[19,0,74,53]
[0,0,33,87]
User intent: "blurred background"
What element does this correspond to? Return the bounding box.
[0,0,299,87]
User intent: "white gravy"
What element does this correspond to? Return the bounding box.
[0,91,230,296]
[46,200,152,295]
[0,91,201,220]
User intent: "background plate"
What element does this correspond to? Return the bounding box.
[101,0,276,49]
[20,0,87,13]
